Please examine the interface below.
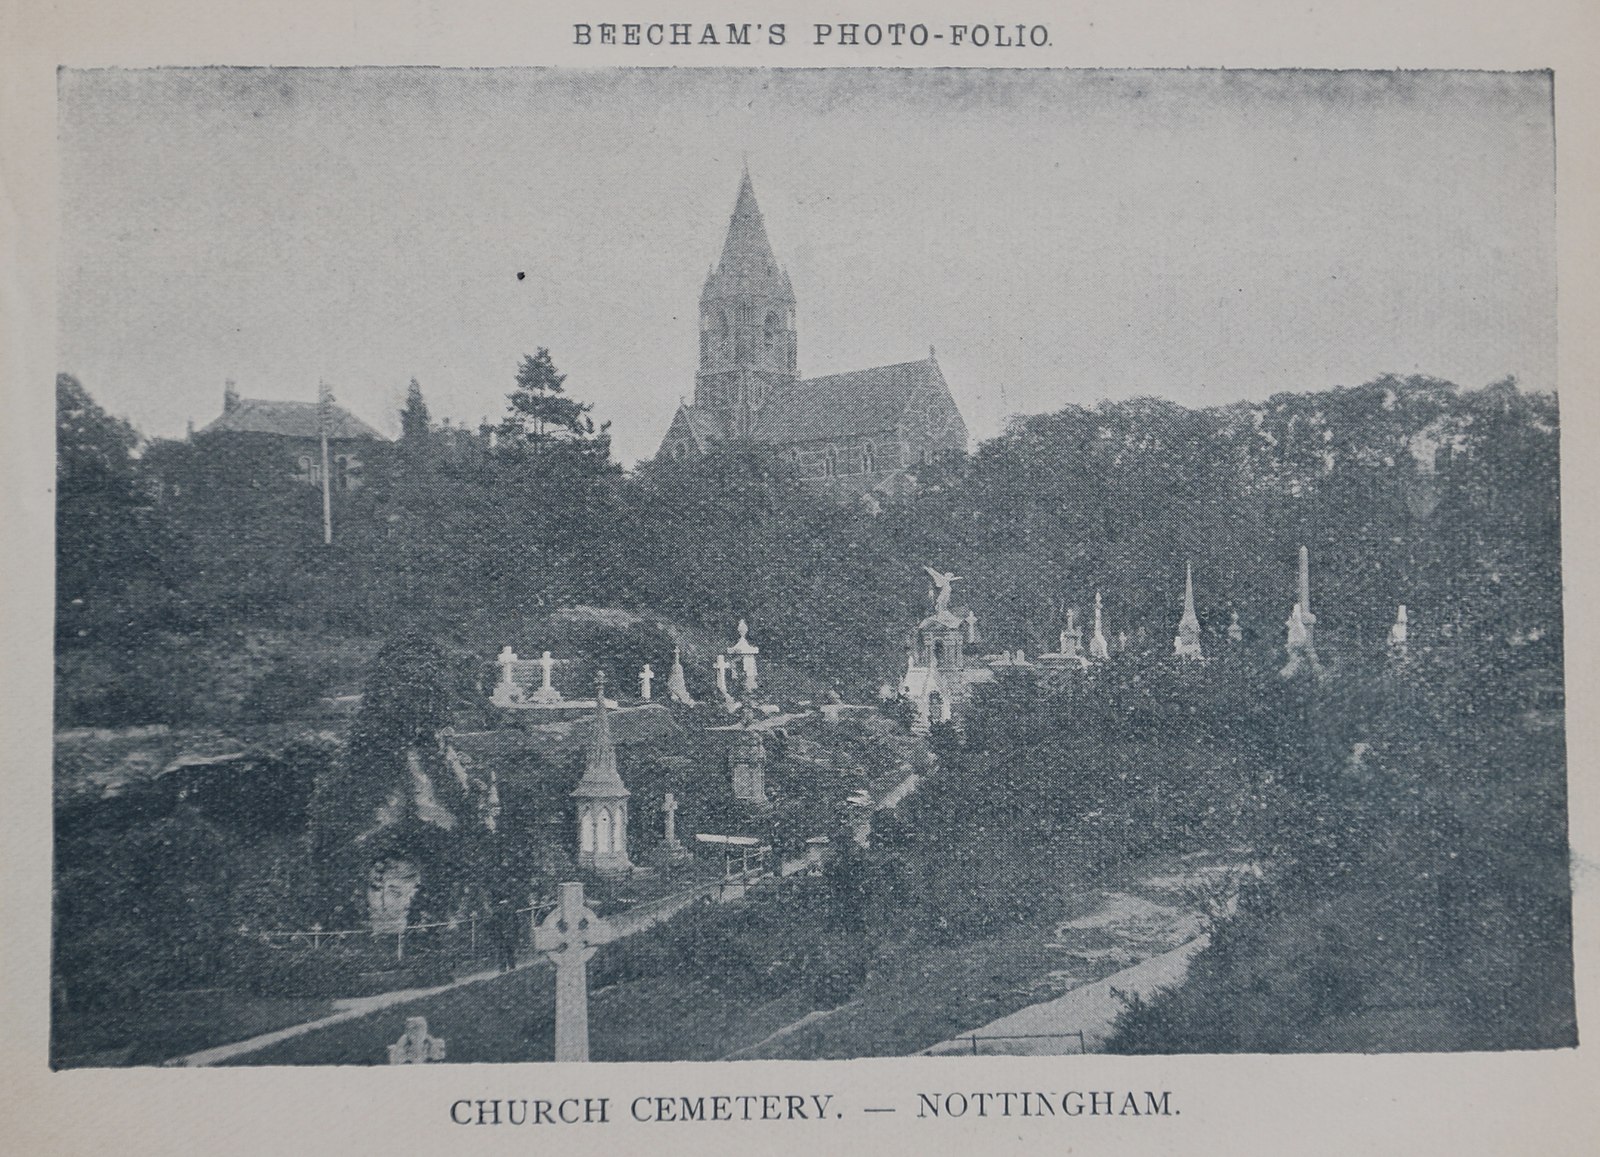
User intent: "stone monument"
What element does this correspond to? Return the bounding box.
[572,673,633,876]
[1227,609,1244,643]
[666,646,695,706]
[728,707,771,808]
[532,882,614,1062]
[1173,561,1204,661]
[639,663,654,701]
[713,653,739,710]
[1089,592,1110,661]
[661,791,688,858]
[1296,546,1317,647]
[492,646,524,707]
[728,619,760,694]
[529,650,563,705]
[1280,603,1324,679]
[387,1016,446,1064]
[1388,604,1409,661]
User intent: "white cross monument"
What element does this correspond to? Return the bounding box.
[532,882,613,1062]
[529,650,563,704]
[492,646,523,707]
[639,663,654,701]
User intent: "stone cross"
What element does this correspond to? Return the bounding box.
[496,645,518,684]
[387,1016,446,1064]
[662,791,679,847]
[539,650,557,695]
[714,653,730,697]
[532,882,613,1062]
[492,646,522,707]
[639,663,654,701]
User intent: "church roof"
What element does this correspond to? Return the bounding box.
[702,170,794,304]
[673,402,728,450]
[753,357,944,444]
[200,398,388,441]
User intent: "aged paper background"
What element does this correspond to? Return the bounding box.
[3,1,1598,1153]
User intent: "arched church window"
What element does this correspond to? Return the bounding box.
[297,455,312,476]
[597,807,612,854]
[825,446,837,477]
[581,810,595,853]
[764,311,780,355]
[863,442,875,474]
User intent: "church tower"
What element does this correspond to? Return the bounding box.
[695,168,798,438]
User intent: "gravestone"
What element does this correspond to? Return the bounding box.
[1173,561,1203,661]
[492,646,524,707]
[532,882,614,1062]
[530,650,563,704]
[1280,602,1324,679]
[1388,604,1409,660]
[1089,592,1110,661]
[728,709,771,808]
[714,653,739,711]
[1296,546,1318,647]
[728,618,761,693]
[387,1016,446,1064]
[639,663,654,701]
[666,646,696,706]
[662,791,688,858]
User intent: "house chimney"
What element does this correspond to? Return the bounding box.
[224,378,240,413]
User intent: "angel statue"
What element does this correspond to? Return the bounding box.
[922,565,961,616]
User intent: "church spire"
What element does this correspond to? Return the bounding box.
[705,169,791,301]
[695,167,799,431]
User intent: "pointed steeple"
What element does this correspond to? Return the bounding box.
[572,672,629,800]
[1180,562,1199,632]
[1174,561,1203,660]
[703,169,793,304]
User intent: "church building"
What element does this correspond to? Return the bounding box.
[656,170,969,496]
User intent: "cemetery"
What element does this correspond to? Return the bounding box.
[54,540,1527,1066]
[50,368,1573,1063]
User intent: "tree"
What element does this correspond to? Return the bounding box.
[55,374,181,648]
[399,376,432,448]
[502,348,602,451]
[308,632,480,920]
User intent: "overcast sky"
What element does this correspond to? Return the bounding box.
[59,67,1555,466]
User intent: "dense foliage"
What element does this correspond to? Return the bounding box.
[50,361,1570,1056]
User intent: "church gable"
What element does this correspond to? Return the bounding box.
[659,404,728,460]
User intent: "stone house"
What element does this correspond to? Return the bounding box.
[195,380,390,490]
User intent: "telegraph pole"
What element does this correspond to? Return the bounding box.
[318,379,334,545]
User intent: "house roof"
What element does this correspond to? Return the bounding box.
[753,357,944,444]
[199,398,389,441]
